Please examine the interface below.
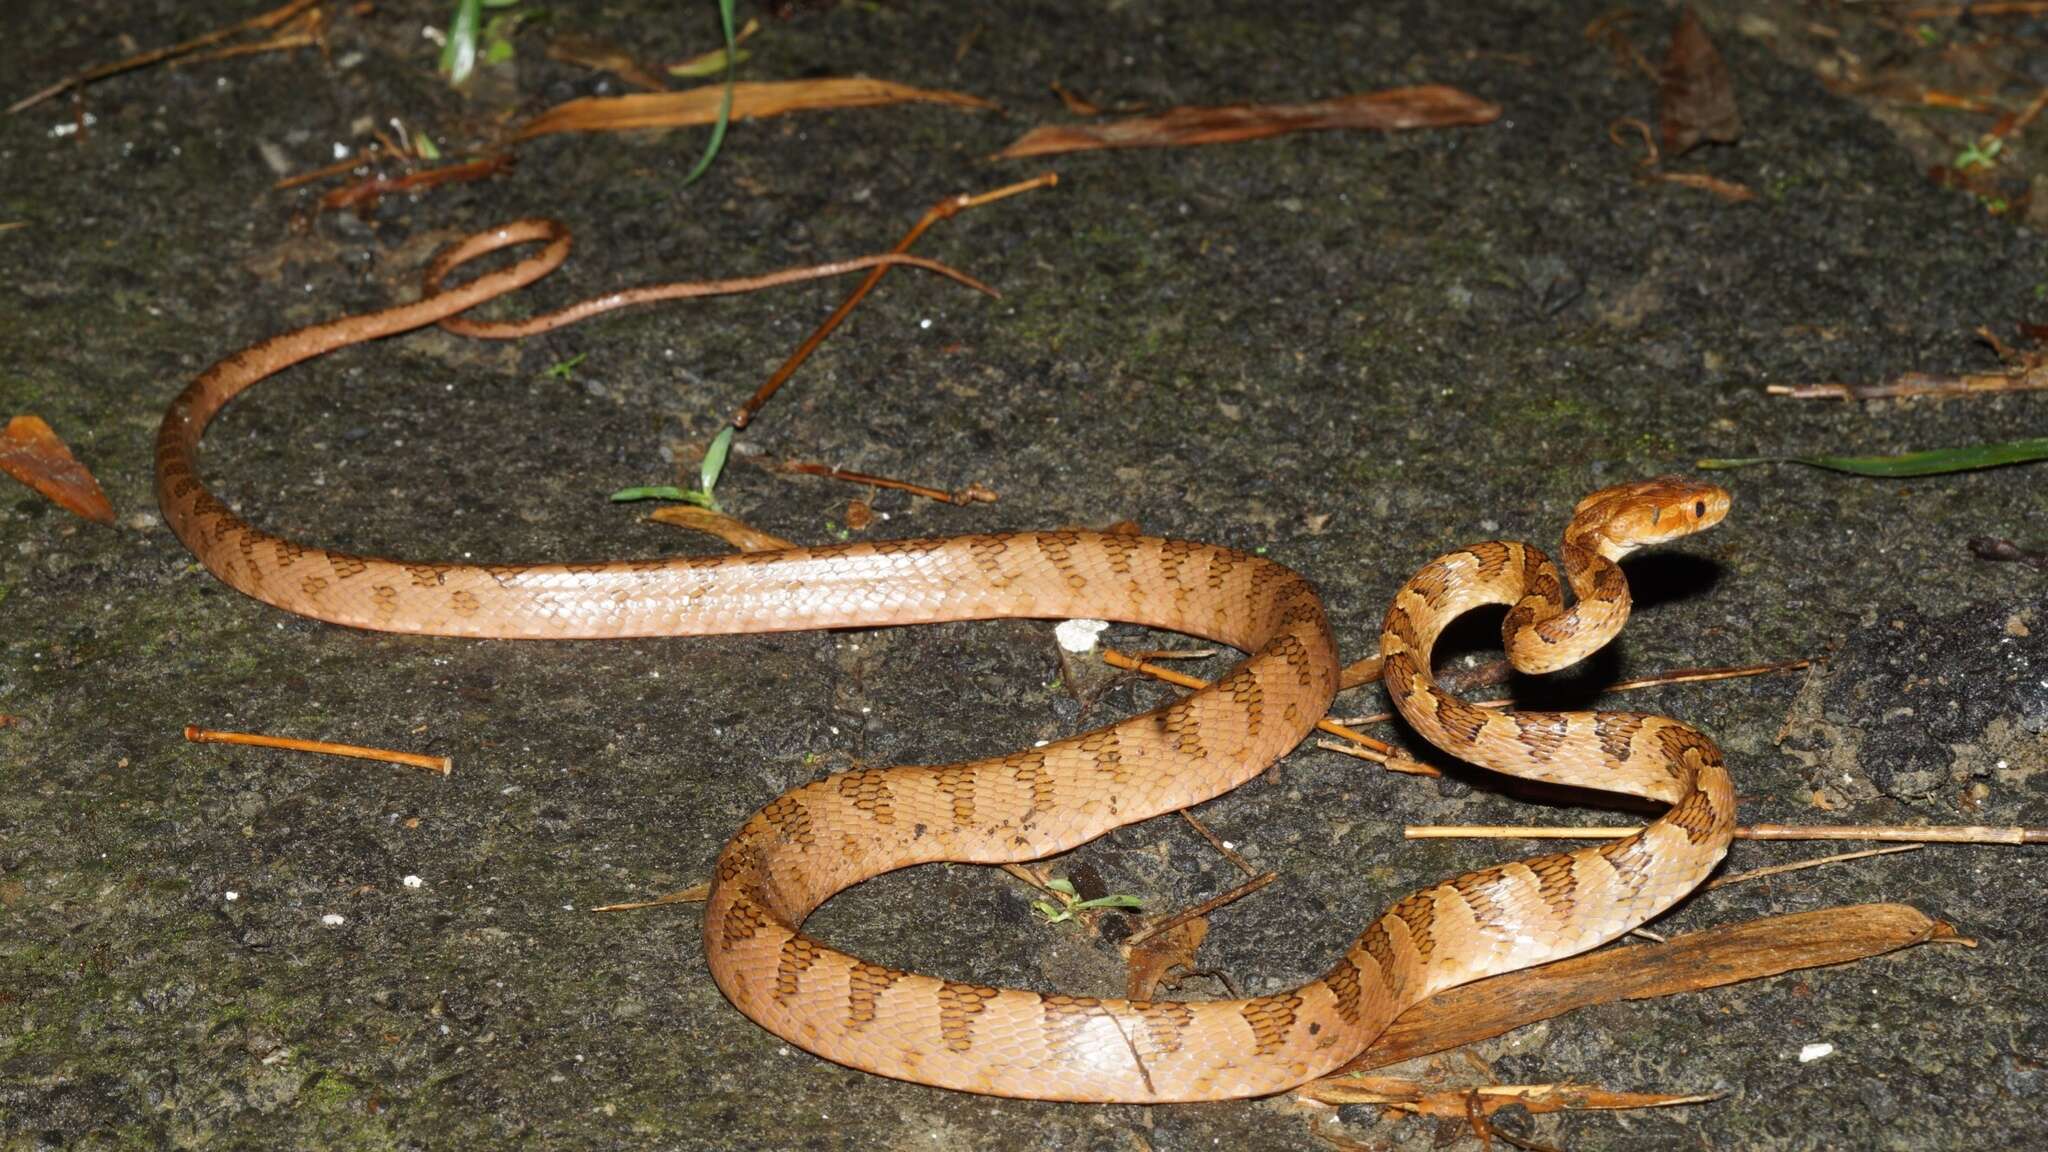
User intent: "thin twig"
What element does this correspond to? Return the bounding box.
[1407,823,2047,844]
[1705,844,1921,890]
[778,460,997,505]
[1124,872,1276,949]
[273,146,384,190]
[1179,810,1259,878]
[1315,738,1441,777]
[592,881,711,911]
[730,172,1057,429]
[184,724,451,775]
[10,0,322,114]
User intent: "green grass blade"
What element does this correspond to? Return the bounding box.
[441,0,483,84]
[610,485,713,505]
[677,0,738,187]
[1698,437,2048,477]
[699,425,734,495]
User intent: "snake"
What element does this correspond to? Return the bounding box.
[156,220,1738,1103]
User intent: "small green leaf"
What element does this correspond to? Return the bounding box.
[1046,877,1077,896]
[440,0,483,84]
[610,485,714,505]
[1698,437,2048,477]
[543,352,587,380]
[1069,894,1144,913]
[700,425,734,495]
[1030,900,1068,923]
[669,47,750,78]
[413,134,442,161]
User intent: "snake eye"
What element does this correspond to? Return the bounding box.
[1694,500,1706,518]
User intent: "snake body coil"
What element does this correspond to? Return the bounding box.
[158,222,1736,1102]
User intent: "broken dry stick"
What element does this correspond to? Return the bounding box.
[1180,810,1260,879]
[1123,871,1276,950]
[1329,903,1963,1074]
[1407,823,2047,844]
[779,461,997,506]
[184,725,451,775]
[731,172,1057,429]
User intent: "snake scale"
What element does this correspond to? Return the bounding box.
[157,221,1737,1102]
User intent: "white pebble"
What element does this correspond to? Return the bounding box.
[1054,618,1111,653]
[403,875,424,889]
[224,891,239,902]
[321,913,346,927]
[1798,1042,1834,1063]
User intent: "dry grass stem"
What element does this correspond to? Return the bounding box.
[778,461,997,506]
[10,0,323,114]
[1179,810,1259,878]
[184,725,451,775]
[592,882,711,912]
[1408,823,2046,844]
[1705,844,1922,890]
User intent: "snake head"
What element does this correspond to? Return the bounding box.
[1569,476,1731,557]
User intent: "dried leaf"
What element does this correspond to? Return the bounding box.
[1050,81,1101,117]
[547,35,672,92]
[648,505,794,552]
[1125,917,1207,1000]
[1336,904,1958,1073]
[844,499,873,531]
[1769,361,2048,401]
[0,415,113,523]
[515,78,997,141]
[1297,1075,1719,1115]
[994,85,1500,159]
[1658,7,1741,157]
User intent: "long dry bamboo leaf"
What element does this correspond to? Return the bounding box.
[515,78,996,140]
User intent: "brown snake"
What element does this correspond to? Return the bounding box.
[158,221,1738,1102]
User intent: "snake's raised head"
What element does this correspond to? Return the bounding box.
[1567,476,1731,558]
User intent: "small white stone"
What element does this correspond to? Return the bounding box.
[1798,1042,1834,1063]
[403,875,424,889]
[322,913,346,926]
[224,891,239,902]
[1055,618,1111,653]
